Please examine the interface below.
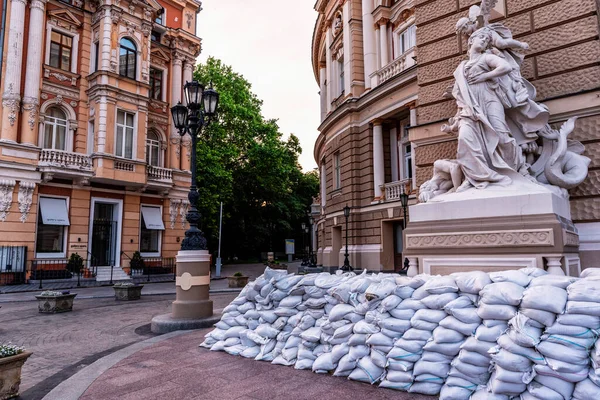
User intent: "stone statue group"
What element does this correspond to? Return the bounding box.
[419,1,591,203]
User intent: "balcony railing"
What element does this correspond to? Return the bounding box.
[147,165,172,181]
[114,160,135,172]
[39,149,93,171]
[375,49,416,85]
[381,179,411,202]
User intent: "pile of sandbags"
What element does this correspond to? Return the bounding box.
[202,267,600,400]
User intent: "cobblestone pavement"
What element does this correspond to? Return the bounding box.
[0,293,237,399]
[81,329,434,400]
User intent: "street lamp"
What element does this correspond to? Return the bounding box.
[341,204,352,271]
[301,222,306,261]
[170,80,219,251]
[400,185,409,230]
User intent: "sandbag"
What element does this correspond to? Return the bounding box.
[479,282,525,306]
[573,378,600,399]
[453,271,491,294]
[477,303,517,320]
[521,286,567,314]
[489,270,531,287]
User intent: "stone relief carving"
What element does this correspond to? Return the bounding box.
[406,229,555,250]
[22,101,39,130]
[180,200,189,229]
[169,199,180,229]
[186,12,193,29]
[0,180,16,222]
[18,181,36,223]
[419,1,591,203]
[2,84,19,126]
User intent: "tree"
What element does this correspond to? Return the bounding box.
[193,57,318,260]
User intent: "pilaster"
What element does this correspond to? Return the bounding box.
[373,121,384,200]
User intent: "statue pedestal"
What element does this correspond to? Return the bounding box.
[151,250,220,334]
[404,183,581,276]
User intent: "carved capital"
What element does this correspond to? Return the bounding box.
[0,179,16,222]
[17,181,35,223]
[29,0,47,11]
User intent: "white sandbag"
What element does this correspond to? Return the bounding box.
[378,380,411,391]
[387,346,422,362]
[566,300,600,316]
[445,376,478,390]
[240,346,261,359]
[489,348,533,372]
[457,349,490,367]
[496,335,545,364]
[580,268,600,278]
[411,319,439,331]
[423,275,459,294]
[224,326,247,339]
[411,286,431,300]
[381,327,406,338]
[387,359,415,372]
[244,309,260,320]
[421,292,460,309]
[541,333,596,351]
[259,311,278,324]
[365,279,396,301]
[475,323,507,342]
[573,378,600,399]
[348,333,367,346]
[529,274,576,289]
[556,313,600,329]
[366,332,394,347]
[519,308,555,327]
[353,320,380,334]
[590,369,600,386]
[408,382,442,395]
[365,310,389,325]
[412,308,448,323]
[453,271,492,295]
[332,323,354,339]
[423,341,463,357]
[388,307,416,320]
[348,344,370,361]
[477,303,517,320]
[328,304,354,322]
[300,326,321,342]
[520,268,548,278]
[350,355,385,384]
[380,295,403,311]
[451,361,490,383]
[393,285,415,299]
[210,340,226,351]
[567,279,600,303]
[461,337,496,356]
[199,337,217,348]
[507,314,542,347]
[521,286,567,314]
[440,316,480,336]
[304,297,328,308]
[489,270,531,287]
[470,390,509,400]
[543,356,589,373]
[414,359,451,378]
[433,327,466,344]
[384,369,413,383]
[492,366,532,384]
[545,323,597,338]
[271,355,295,366]
[532,375,575,400]
[537,340,589,365]
[487,376,526,396]
[246,330,270,345]
[444,295,475,311]
[215,321,231,330]
[395,338,428,354]
[449,307,483,324]
[312,352,335,373]
[526,380,563,400]
[479,282,525,306]
[421,351,454,363]
[399,298,427,310]
[414,374,445,384]
[224,337,241,347]
[333,354,356,377]
[294,358,314,370]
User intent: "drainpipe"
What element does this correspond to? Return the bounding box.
[0,0,7,83]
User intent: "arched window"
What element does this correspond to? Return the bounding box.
[119,38,137,80]
[43,107,68,150]
[146,130,162,167]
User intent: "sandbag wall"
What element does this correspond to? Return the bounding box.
[201,267,600,400]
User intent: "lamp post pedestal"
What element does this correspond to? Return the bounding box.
[151,250,219,333]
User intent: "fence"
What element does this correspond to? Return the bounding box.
[29,259,98,289]
[130,257,176,281]
[0,246,27,285]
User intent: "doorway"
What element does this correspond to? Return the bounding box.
[332,226,342,267]
[89,198,123,267]
[393,222,404,270]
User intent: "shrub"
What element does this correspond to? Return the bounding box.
[66,253,84,274]
[130,251,145,270]
[0,344,24,359]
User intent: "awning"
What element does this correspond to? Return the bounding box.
[39,197,70,226]
[141,206,165,230]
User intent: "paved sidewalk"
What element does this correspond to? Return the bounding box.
[76,329,434,400]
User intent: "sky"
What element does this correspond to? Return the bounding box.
[196,0,320,171]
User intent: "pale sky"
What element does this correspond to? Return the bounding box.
[197,0,320,171]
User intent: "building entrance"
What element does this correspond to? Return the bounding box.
[90,203,118,267]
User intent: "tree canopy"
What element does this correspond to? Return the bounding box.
[193,57,318,260]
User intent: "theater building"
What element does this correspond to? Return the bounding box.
[0,0,202,283]
[311,0,600,272]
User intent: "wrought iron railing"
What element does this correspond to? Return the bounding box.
[147,165,172,181]
[129,257,176,282]
[0,246,27,285]
[39,149,93,171]
[29,259,98,289]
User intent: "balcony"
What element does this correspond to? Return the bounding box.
[147,165,173,190]
[381,179,411,203]
[373,49,416,86]
[38,149,94,182]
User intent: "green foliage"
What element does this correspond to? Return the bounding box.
[66,253,84,273]
[130,251,145,270]
[193,58,319,259]
[233,272,244,277]
[0,344,24,358]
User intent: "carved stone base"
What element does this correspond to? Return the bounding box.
[405,192,581,276]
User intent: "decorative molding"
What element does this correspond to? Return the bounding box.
[180,200,189,229]
[565,231,580,247]
[169,199,180,229]
[2,98,19,126]
[0,180,16,222]
[406,229,555,249]
[17,181,35,223]
[21,100,39,130]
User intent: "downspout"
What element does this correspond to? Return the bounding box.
[0,0,7,83]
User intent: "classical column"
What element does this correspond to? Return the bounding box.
[379,19,389,67]
[372,121,385,200]
[342,1,351,95]
[375,26,381,71]
[21,0,47,146]
[390,127,399,182]
[361,0,376,89]
[319,62,327,121]
[179,58,194,172]
[1,0,27,142]
[325,25,333,113]
[169,53,183,170]
[320,162,327,212]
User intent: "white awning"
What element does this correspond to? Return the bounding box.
[39,197,70,226]
[141,206,165,230]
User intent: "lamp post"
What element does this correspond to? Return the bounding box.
[399,185,409,230]
[151,80,220,334]
[341,205,352,271]
[301,222,306,261]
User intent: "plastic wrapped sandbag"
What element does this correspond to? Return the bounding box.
[521,286,568,314]
[477,303,517,321]
[421,293,460,309]
[489,270,531,287]
[440,316,480,336]
[453,271,492,295]
[479,282,525,306]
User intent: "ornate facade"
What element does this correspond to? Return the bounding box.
[0,0,202,278]
[312,0,600,272]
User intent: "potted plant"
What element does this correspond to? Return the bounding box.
[113,282,144,301]
[0,344,31,399]
[228,272,249,288]
[129,251,145,275]
[66,253,84,276]
[35,290,77,313]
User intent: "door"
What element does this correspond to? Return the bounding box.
[91,203,117,267]
[393,222,404,271]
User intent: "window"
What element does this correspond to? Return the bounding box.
[116,110,135,159]
[403,144,413,180]
[36,197,70,257]
[338,57,345,97]
[146,130,161,167]
[140,206,164,255]
[151,31,161,43]
[91,41,99,73]
[333,152,341,190]
[43,107,68,150]
[155,10,165,25]
[119,38,137,80]
[49,31,72,71]
[398,25,416,55]
[149,68,163,100]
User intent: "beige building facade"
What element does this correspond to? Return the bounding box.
[312,0,600,272]
[0,0,202,282]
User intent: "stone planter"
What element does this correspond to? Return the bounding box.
[35,294,77,313]
[0,351,32,400]
[113,285,143,301]
[228,276,249,288]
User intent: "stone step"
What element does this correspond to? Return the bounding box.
[95,267,131,282]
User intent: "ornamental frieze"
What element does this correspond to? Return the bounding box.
[405,229,555,249]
